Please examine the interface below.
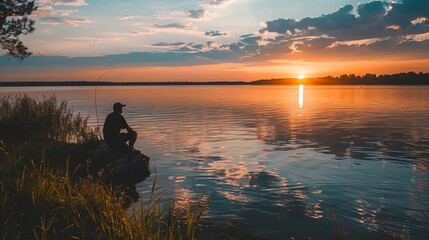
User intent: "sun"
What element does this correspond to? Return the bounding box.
[298,74,305,79]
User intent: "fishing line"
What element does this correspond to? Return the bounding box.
[94,70,118,140]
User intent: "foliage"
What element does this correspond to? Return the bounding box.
[0,95,98,144]
[0,145,214,240]
[0,0,37,60]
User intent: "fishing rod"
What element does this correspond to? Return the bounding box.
[95,70,118,140]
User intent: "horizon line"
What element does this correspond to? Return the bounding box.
[1,72,429,87]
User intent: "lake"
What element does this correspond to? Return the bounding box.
[1,85,428,239]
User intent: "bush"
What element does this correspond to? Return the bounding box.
[0,95,97,143]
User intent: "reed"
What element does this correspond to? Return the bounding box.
[0,95,97,143]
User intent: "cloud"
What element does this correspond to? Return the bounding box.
[38,0,87,6]
[151,41,227,53]
[190,0,237,20]
[34,0,88,27]
[205,31,228,37]
[357,1,387,22]
[385,0,429,28]
[33,6,78,17]
[188,9,207,19]
[117,15,134,20]
[0,49,236,69]
[153,23,188,29]
[152,42,187,47]
[154,9,209,20]
[207,0,233,7]
[145,22,203,36]
[117,30,153,36]
[260,5,359,39]
[38,17,93,27]
[62,37,122,45]
[329,38,385,48]
[55,0,87,6]
[241,35,262,44]
[154,11,187,20]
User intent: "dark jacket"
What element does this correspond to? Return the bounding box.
[103,112,129,147]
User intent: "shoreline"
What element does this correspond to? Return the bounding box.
[2,82,429,87]
[1,72,429,87]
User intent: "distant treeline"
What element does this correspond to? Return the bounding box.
[252,72,429,85]
[1,72,428,86]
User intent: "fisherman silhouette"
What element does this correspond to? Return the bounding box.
[103,102,137,151]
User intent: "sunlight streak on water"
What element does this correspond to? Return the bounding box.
[299,84,304,108]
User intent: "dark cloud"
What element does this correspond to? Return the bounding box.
[228,42,245,52]
[261,18,299,35]
[192,44,205,50]
[385,0,429,28]
[241,36,261,45]
[205,30,228,37]
[0,50,235,69]
[260,0,429,41]
[357,1,387,22]
[252,0,429,62]
[188,9,206,19]
[240,34,254,38]
[260,5,359,39]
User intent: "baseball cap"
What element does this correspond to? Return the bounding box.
[113,102,126,111]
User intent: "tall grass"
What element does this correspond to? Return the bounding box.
[0,145,214,240]
[0,95,97,143]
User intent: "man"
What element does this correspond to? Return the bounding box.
[103,102,137,151]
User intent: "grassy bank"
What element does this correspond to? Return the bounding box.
[0,95,213,239]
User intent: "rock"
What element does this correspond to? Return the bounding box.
[0,139,7,156]
[91,140,151,184]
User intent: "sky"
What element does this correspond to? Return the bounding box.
[1,0,428,82]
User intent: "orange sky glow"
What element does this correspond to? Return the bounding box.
[2,59,428,82]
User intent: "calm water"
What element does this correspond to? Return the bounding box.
[2,86,429,239]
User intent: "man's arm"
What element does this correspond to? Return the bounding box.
[120,115,133,132]
[126,126,133,133]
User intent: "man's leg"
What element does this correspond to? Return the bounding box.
[128,130,137,149]
[118,133,130,150]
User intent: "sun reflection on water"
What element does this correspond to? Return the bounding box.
[299,84,304,108]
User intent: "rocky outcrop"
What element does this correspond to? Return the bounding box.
[91,141,150,185]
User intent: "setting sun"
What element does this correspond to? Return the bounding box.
[298,75,305,79]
